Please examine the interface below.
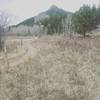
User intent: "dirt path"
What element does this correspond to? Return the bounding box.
[10,40,36,66]
[0,38,39,68]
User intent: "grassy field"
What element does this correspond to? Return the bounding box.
[0,35,100,100]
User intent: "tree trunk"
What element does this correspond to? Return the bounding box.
[83,32,86,38]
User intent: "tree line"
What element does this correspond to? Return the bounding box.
[72,5,100,37]
[0,4,100,50]
[39,5,100,37]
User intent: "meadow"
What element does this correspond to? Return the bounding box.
[0,35,100,100]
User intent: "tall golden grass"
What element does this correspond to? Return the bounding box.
[0,36,100,100]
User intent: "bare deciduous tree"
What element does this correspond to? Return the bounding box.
[62,15,73,37]
[0,11,11,72]
[0,11,10,51]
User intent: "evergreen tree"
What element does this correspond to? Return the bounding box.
[92,5,97,28]
[39,14,67,34]
[72,5,97,37]
[96,5,100,24]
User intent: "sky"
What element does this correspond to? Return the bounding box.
[0,0,99,25]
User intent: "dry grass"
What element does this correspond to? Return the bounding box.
[0,36,100,100]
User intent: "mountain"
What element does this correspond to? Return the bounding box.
[16,5,72,27]
[46,5,71,15]
[16,17,34,26]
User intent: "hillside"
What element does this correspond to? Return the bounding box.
[16,5,72,27]
[16,17,34,26]
[46,5,71,16]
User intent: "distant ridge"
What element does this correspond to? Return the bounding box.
[16,5,72,27]
[16,17,34,26]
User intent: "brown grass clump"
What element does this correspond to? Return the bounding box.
[0,36,100,100]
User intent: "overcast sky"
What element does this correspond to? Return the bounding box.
[0,0,99,25]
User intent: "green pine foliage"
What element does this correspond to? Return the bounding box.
[96,5,100,24]
[40,14,67,34]
[72,5,97,37]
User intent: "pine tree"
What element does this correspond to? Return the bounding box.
[96,5,100,24]
[72,5,97,37]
